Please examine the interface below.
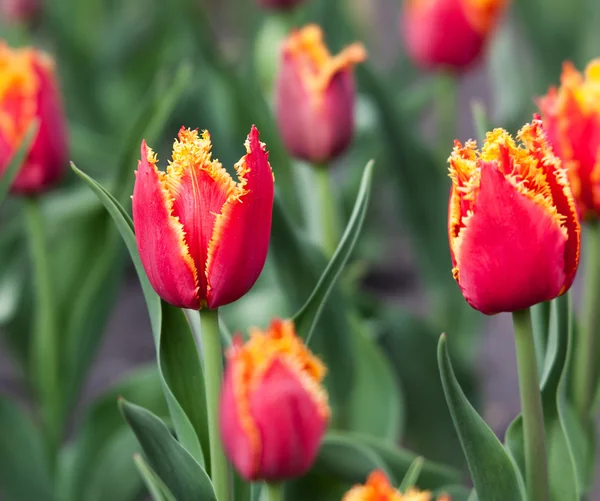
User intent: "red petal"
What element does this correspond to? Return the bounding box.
[132,141,200,309]
[249,359,327,481]
[454,162,568,314]
[205,126,274,309]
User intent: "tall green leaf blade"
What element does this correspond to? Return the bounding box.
[438,335,525,501]
[71,165,208,465]
[119,399,216,501]
[293,160,373,342]
[134,455,177,501]
[0,121,38,206]
[0,396,54,501]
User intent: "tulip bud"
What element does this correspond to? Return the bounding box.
[132,125,274,310]
[0,0,40,23]
[0,43,68,194]
[257,0,305,10]
[342,470,452,501]
[219,318,330,481]
[401,0,507,71]
[448,115,580,315]
[275,24,367,164]
[538,60,600,222]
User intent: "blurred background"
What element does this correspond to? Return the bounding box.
[1,0,600,499]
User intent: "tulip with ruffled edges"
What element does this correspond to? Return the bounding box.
[132,125,274,310]
[0,42,68,194]
[219,319,330,481]
[448,115,580,315]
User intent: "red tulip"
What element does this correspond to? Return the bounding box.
[538,60,600,221]
[448,115,580,315]
[0,43,68,194]
[0,0,40,23]
[132,125,274,310]
[275,24,367,164]
[257,0,305,10]
[342,470,452,501]
[219,319,330,481]
[401,0,507,71]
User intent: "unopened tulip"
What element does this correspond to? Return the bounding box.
[401,0,507,70]
[342,470,451,501]
[538,60,600,221]
[448,115,580,315]
[257,0,305,10]
[219,318,329,481]
[0,0,40,23]
[132,125,274,310]
[0,43,67,194]
[275,24,367,164]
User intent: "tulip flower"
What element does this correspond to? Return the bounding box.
[448,115,580,315]
[0,43,68,194]
[342,470,451,501]
[275,24,367,164]
[0,0,40,22]
[219,318,330,481]
[401,0,507,70]
[538,60,600,221]
[257,0,305,10]
[132,125,274,310]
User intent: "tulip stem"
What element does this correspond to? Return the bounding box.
[199,308,230,501]
[264,482,283,501]
[315,166,341,258]
[435,71,458,165]
[512,308,549,501]
[574,222,600,421]
[24,197,61,467]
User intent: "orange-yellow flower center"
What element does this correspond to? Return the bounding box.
[284,24,367,100]
[560,60,600,116]
[0,43,44,147]
[342,470,449,501]
[228,319,330,475]
[462,0,507,33]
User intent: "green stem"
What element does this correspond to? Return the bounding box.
[24,197,61,466]
[512,308,549,501]
[264,482,283,501]
[200,308,229,501]
[315,166,341,258]
[435,71,458,165]
[574,221,600,420]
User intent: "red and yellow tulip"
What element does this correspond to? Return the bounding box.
[219,319,329,481]
[401,0,507,70]
[0,42,67,193]
[275,24,367,164]
[342,470,451,501]
[448,115,580,314]
[256,0,305,10]
[538,60,600,221]
[132,125,274,310]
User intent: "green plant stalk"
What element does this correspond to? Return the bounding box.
[435,71,458,166]
[315,166,341,258]
[574,221,600,421]
[199,308,229,501]
[24,197,61,465]
[512,308,549,501]
[264,482,283,501]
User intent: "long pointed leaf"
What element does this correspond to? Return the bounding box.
[0,120,38,206]
[438,335,524,501]
[133,454,177,501]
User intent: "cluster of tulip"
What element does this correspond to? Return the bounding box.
[2,0,600,500]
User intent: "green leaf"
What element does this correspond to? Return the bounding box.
[438,335,525,501]
[0,120,38,207]
[0,396,54,501]
[134,454,177,501]
[293,160,373,342]
[346,316,404,442]
[119,399,216,501]
[399,457,424,493]
[71,166,208,465]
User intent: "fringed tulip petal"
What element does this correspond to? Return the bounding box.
[448,115,581,315]
[219,319,330,481]
[132,142,200,309]
[275,25,366,164]
[205,125,274,309]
